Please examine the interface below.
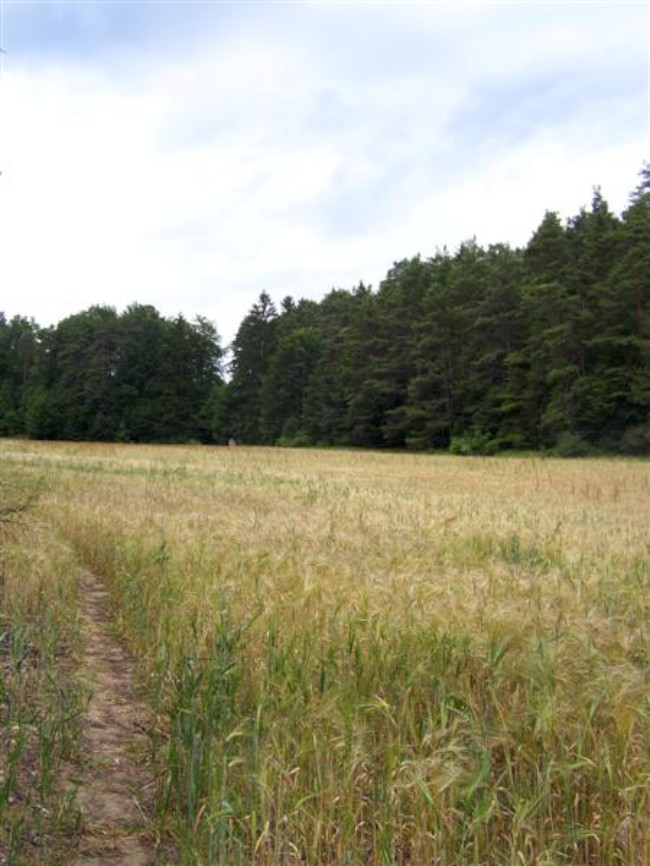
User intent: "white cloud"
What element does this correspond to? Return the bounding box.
[0,2,646,344]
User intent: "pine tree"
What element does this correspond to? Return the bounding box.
[227,292,278,443]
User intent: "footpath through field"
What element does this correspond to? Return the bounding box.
[70,571,173,866]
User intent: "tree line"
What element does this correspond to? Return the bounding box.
[1,167,649,455]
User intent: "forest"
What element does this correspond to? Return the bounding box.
[1,167,649,455]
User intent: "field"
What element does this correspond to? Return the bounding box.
[1,440,649,865]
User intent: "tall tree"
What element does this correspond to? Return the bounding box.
[403,248,476,449]
[371,258,432,447]
[113,304,168,441]
[597,166,650,451]
[0,315,42,435]
[227,292,278,443]
[512,212,574,446]
[260,327,322,443]
[50,306,120,440]
[299,285,374,446]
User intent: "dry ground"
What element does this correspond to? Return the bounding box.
[70,570,168,866]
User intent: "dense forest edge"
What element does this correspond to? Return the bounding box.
[2,166,649,456]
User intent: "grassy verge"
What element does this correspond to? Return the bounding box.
[0,470,85,865]
[2,440,649,864]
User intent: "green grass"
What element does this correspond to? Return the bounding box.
[1,439,648,864]
[0,469,85,864]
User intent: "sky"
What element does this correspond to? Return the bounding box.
[0,0,648,346]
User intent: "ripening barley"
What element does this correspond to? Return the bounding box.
[2,439,649,865]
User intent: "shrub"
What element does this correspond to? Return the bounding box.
[449,428,499,456]
[554,431,594,457]
[619,423,650,456]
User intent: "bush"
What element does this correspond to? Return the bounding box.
[619,423,650,455]
[449,428,499,456]
[554,432,594,458]
[276,431,311,448]
[276,417,312,448]
[24,388,60,440]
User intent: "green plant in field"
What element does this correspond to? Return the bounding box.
[2,440,649,864]
[553,431,596,458]
[449,428,499,456]
[0,473,85,864]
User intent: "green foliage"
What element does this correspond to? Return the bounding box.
[1,165,649,454]
[24,387,60,439]
[0,305,223,444]
[227,292,278,444]
[449,428,499,456]
[260,325,322,443]
[0,474,85,861]
[553,432,596,458]
[620,422,650,455]
[276,418,311,448]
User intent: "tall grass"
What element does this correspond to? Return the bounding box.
[0,468,85,864]
[2,440,649,864]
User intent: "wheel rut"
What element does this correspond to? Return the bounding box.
[71,571,171,866]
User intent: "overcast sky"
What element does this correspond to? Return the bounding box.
[1,1,648,345]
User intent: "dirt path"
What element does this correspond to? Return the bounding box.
[71,571,171,866]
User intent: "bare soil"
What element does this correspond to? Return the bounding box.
[70,572,174,866]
